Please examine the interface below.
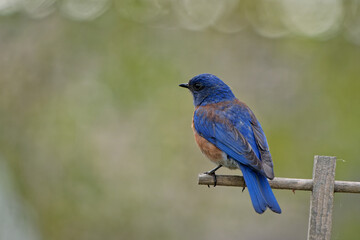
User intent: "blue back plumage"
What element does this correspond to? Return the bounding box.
[185,73,281,214]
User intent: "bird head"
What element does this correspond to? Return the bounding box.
[179,73,235,106]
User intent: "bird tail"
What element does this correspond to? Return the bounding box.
[239,164,281,214]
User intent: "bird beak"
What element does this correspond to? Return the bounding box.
[179,83,189,89]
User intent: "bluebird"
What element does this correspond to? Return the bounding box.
[179,73,281,214]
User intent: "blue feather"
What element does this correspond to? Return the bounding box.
[185,73,281,214]
[239,165,267,214]
[240,165,281,214]
[257,173,282,213]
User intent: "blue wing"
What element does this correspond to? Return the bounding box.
[194,102,274,179]
[193,102,270,177]
[194,101,281,214]
[248,111,274,179]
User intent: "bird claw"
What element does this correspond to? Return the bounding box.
[203,165,221,187]
[204,171,217,187]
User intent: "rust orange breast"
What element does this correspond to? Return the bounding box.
[192,121,226,164]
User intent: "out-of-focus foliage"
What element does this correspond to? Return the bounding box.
[0,1,359,240]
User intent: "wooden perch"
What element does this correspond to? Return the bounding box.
[198,174,360,193]
[198,156,360,240]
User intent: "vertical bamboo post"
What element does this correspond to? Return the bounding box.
[307,155,337,240]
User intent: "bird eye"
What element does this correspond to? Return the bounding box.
[193,83,204,91]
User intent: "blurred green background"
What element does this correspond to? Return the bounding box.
[0,0,360,239]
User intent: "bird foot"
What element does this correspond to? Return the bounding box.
[204,171,217,187]
[242,186,246,192]
[204,165,222,187]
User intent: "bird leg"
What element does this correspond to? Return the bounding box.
[204,165,222,187]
